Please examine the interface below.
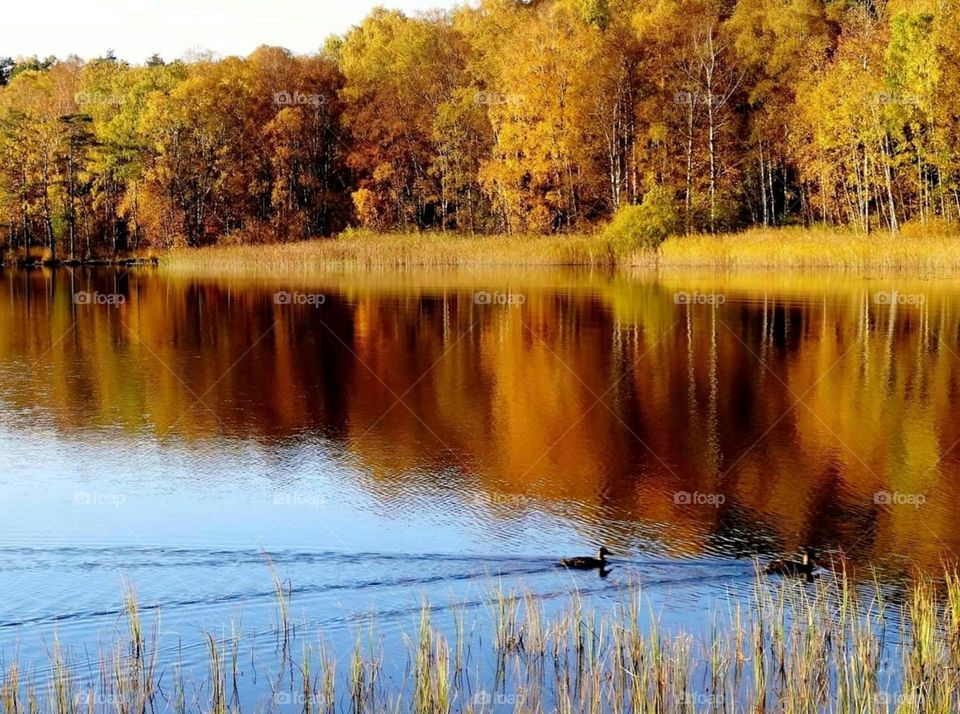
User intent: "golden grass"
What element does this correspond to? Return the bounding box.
[7,566,960,713]
[652,225,960,271]
[162,230,615,275]
[8,225,960,272]
[158,225,960,275]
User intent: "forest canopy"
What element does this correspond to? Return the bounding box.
[0,0,957,259]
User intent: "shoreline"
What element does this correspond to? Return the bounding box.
[6,226,960,273]
[1,256,159,268]
[163,227,960,273]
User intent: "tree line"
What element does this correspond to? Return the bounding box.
[1,0,957,259]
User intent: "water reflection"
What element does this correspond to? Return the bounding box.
[2,266,960,581]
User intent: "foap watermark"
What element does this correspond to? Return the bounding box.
[474,291,526,307]
[274,291,326,307]
[871,92,920,107]
[74,291,126,307]
[273,691,327,706]
[874,490,926,509]
[273,91,325,108]
[679,693,726,708]
[74,91,123,107]
[874,290,925,306]
[674,91,718,106]
[473,493,529,508]
[474,91,521,106]
[272,492,326,508]
[474,691,526,707]
[876,691,923,709]
[674,491,725,508]
[74,692,124,708]
[674,291,726,306]
[74,491,126,508]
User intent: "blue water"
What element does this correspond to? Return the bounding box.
[1,266,951,709]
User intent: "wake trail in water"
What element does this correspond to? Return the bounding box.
[0,543,756,573]
[0,553,754,631]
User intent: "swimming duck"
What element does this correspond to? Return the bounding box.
[561,547,610,571]
[765,549,815,578]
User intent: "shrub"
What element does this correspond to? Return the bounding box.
[604,188,680,257]
[352,188,390,231]
[899,217,957,239]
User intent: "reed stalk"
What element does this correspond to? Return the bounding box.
[8,568,960,713]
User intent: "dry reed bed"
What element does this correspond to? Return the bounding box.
[654,227,960,272]
[159,227,960,276]
[4,567,960,713]
[163,233,615,276]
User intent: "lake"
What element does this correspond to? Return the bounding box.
[1,265,959,707]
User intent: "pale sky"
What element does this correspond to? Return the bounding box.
[3,0,462,63]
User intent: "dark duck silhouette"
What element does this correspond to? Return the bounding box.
[765,549,815,579]
[560,547,610,571]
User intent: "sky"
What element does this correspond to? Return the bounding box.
[3,0,462,63]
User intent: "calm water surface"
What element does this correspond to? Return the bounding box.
[1,265,959,692]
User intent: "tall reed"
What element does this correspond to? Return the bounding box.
[7,567,960,713]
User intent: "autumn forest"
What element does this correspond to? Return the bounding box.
[1,0,958,261]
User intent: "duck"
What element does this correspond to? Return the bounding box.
[560,547,610,571]
[765,549,815,578]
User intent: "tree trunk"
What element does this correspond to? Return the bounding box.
[685,99,694,234]
[759,144,768,227]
